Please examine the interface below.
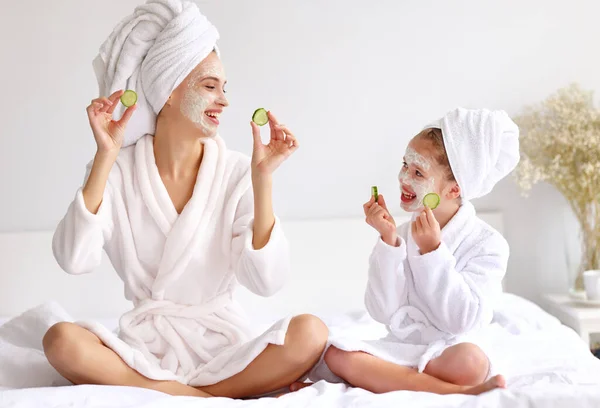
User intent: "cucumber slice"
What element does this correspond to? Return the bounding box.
[423,193,440,209]
[371,186,378,202]
[252,108,269,126]
[120,90,137,107]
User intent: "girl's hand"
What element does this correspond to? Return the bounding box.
[364,194,397,246]
[411,207,441,254]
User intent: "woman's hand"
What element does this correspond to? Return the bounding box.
[250,111,298,180]
[87,90,136,154]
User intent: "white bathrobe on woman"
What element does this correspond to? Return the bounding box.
[311,201,508,382]
[52,134,292,386]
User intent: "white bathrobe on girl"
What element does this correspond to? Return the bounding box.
[52,0,293,387]
[53,135,292,386]
[310,202,508,382]
[311,107,520,382]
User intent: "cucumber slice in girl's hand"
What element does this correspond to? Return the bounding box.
[371,186,379,202]
[252,108,269,126]
[423,193,440,209]
[120,90,137,107]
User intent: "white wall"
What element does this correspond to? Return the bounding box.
[1,0,599,303]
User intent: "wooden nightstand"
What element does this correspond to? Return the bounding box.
[542,294,600,347]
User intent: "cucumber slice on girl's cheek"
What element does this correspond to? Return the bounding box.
[423,193,440,209]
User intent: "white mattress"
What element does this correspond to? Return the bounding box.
[1,294,600,408]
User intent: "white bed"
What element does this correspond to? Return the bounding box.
[2,212,600,407]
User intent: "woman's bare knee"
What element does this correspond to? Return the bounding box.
[44,322,76,362]
[43,322,98,370]
[284,314,328,366]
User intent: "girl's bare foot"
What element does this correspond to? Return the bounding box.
[280,376,505,397]
[464,375,506,395]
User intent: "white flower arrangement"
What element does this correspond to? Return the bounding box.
[514,84,600,289]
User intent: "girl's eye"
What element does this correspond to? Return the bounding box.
[416,170,423,177]
[206,86,216,90]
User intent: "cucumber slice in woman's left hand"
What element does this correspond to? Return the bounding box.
[252,108,269,126]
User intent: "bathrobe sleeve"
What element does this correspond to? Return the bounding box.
[231,188,291,297]
[409,232,508,335]
[364,233,409,324]
[52,163,115,275]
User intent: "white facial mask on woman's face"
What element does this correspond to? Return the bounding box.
[180,63,225,134]
[398,147,435,212]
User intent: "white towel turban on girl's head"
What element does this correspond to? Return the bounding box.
[92,0,220,147]
[425,107,520,201]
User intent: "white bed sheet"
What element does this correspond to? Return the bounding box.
[2,382,600,408]
[2,293,600,408]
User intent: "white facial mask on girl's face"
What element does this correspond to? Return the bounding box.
[405,147,431,171]
[399,147,435,212]
[398,170,435,212]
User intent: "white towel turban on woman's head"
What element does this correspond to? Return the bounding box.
[92,0,220,147]
[425,107,520,201]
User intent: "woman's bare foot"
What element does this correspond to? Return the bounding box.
[464,375,506,395]
[289,381,313,392]
[275,381,313,398]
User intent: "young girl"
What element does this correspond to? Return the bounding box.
[302,107,520,395]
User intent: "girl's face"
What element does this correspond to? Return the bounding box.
[398,137,458,213]
[173,52,229,136]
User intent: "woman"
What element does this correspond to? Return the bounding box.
[43,0,327,398]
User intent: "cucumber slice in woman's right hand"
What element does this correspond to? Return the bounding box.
[120,90,138,107]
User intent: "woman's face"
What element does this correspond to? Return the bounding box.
[171,52,229,137]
